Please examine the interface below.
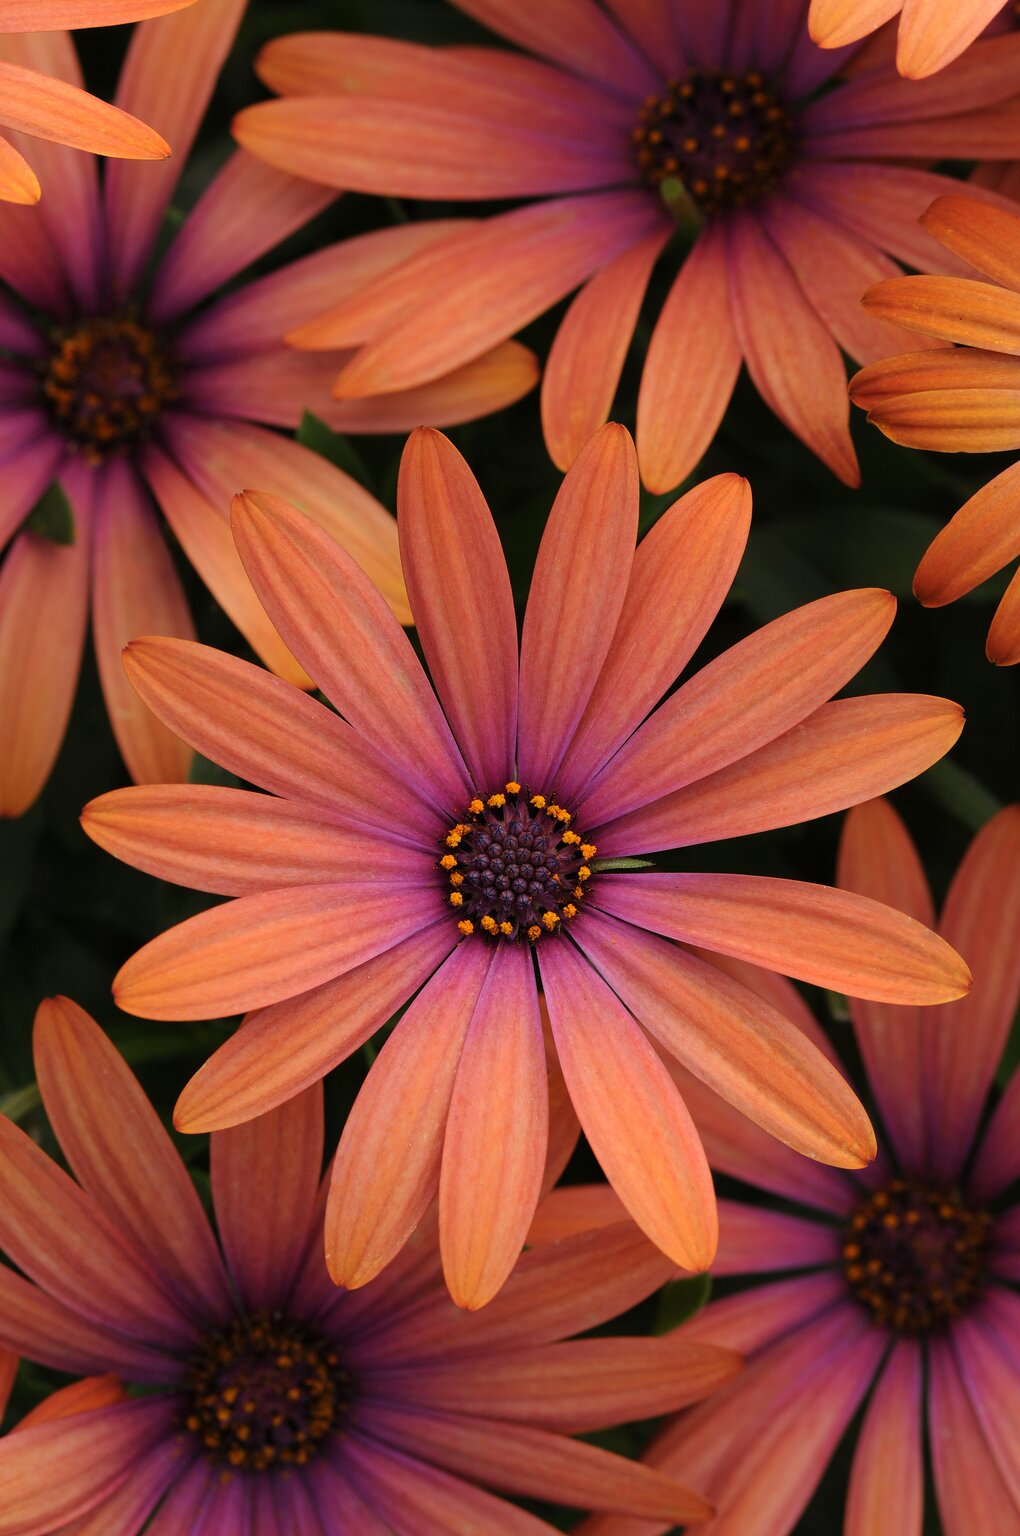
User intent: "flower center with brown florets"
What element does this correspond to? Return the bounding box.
[843,1179,992,1334]
[40,315,179,465]
[633,68,797,215]
[183,1311,349,1472]
[441,782,597,942]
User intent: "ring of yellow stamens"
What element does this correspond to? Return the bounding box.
[440,782,597,943]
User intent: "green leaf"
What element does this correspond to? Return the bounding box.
[654,1272,712,1333]
[298,410,375,491]
[24,481,75,545]
[590,857,656,873]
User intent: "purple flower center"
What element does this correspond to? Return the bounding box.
[633,69,797,215]
[40,315,179,464]
[183,1311,349,1471]
[843,1179,992,1334]
[441,783,597,942]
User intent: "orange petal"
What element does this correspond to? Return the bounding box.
[914,459,1020,605]
[13,1374,125,1431]
[0,60,168,158]
[987,560,1020,665]
[808,0,900,48]
[851,346,1020,410]
[868,387,1020,452]
[896,0,1008,78]
[921,192,1020,292]
[0,132,39,203]
[863,273,1020,354]
[0,1,197,22]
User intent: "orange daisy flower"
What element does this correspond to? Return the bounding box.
[0,998,734,1534]
[0,0,537,817]
[808,0,1011,77]
[851,193,1020,664]
[233,1,1020,490]
[0,2,201,202]
[83,424,969,1310]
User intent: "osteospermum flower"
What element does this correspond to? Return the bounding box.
[0,3,197,204]
[851,193,1020,665]
[82,423,970,1309]
[808,0,1011,77]
[0,997,736,1536]
[571,797,1020,1536]
[231,3,1020,492]
[0,0,536,818]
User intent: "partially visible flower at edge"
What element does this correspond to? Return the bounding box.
[82,422,970,1311]
[0,0,537,818]
[851,192,1020,665]
[808,0,1011,79]
[0,997,736,1536]
[557,797,1020,1536]
[0,1,201,204]
[232,0,1020,491]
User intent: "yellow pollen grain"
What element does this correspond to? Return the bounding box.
[530,794,546,809]
[580,843,597,859]
[578,866,591,881]
[505,780,521,794]
[468,798,485,815]
[449,872,464,886]
[440,854,457,870]
[487,793,506,807]
[457,919,474,935]
[563,903,577,918]
[561,829,581,845]
[499,921,514,936]
[445,832,462,848]
[527,924,542,941]
[481,915,498,934]
[449,891,464,907]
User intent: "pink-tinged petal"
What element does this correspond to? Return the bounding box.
[0,59,169,159]
[541,1014,582,1195]
[0,437,66,551]
[898,0,1013,78]
[0,0,198,20]
[112,636,436,841]
[988,564,1020,665]
[33,996,230,1324]
[175,922,454,1132]
[368,1223,674,1366]
[807,31,1020,130]
[681,1271,847,1356]
[0,1399,174,1534]
[527,1183,629,1244]
[0,1263,175,1382]
[594,870,969,1004]
[83,784,433,897]
[0,520,88,819]
[332,193,669,401]
[91,460,194,786]
[920,192,1020,291]
[950,1312,1020,1506]
[295,1463,382,1536]
[396,428,517,791]
[540,938,718,1272]
[449,0,660,95]
[837,798,934,1171]
[969,1061,1020,1202]
[602,0,686,71]
[713,1199,839,1276]
[140,444,307,685]
[543,228,669,472]
[440,945,546,1309]
[234,94,629,201]
[258,31,631,133]
[806,100,1020,162]
[846,1340,923,1536]
[764,193,941,366]
[688,947,840,1065]
[726,210,859,486]
[147,149,336,321]
[114,880,445,1022]
[368,1335,739,1434]
[0,1109,195,1348]
[342,1434,558,1536]
[560,473,751,802]
[929,1335,1020,1536]
[360,1402,713,1523]
[161,413,409,626]
[663,1057,857,1214]
[914,460,1020,608]
[141,1461,228,1536]
[104,0,245,292]
[926,804,1020,1178]
[808,0,900,47]
[580,587,896,829]
[636,224,742,494]
[232,489,469,811]
[0,192,73,314]
[211,1083,322,1311]
[326,943,492,1290]
[0,133,38,203]
[594,694,965,857]
[519,424,639,788]
[574,911,877,1169]
[0,33,101,302]
[0,1350,15,1417]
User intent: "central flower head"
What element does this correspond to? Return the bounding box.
[842,1179,992,1334]
[183,1311,349,1471]
[441,782,597,942]
[40,314,179,464]
[633,68,797,215]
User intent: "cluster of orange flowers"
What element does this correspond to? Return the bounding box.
[0,2,1018,1534]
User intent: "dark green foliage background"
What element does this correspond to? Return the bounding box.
[0,5,1017,1532]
